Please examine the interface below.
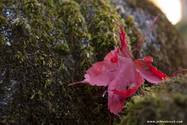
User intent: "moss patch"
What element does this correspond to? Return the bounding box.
[0,0,125,124]
[120,75,187,125]
[0,0,187,124]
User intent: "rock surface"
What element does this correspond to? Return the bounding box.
[0,0,187,124]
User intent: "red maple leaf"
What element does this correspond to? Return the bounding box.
[69,15,167,118]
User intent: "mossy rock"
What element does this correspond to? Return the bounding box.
[176,20,187,45]
[120,75,187,125]
[0,0,187,124]
[0,0,123,124]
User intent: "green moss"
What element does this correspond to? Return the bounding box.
[0,0,123,124]
[123,15,143,54]
[0,34,6,45]
[176,20,187,46]
[55,43,70,55]
[75,0,125,60]
[120,76,187,125]
[1,0,187,124]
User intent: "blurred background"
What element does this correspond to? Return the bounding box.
[150,0,187,45]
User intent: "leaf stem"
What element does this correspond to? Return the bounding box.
[113,20,127,49]
[133,15,161,58]
[172,69,187,77]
